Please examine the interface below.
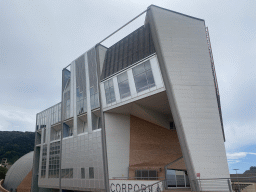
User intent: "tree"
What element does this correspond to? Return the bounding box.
[0,166,8,179]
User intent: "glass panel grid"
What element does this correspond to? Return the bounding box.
[41,145,47,178]
[48,141,60,178]
[135,170,158,180]
[133,61,155,93]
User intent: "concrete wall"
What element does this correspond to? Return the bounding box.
[104,113,130,179]
[147,5,230,191]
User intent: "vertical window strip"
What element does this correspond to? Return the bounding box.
[117,72,131,99]
[104,79,116,104]
[81,168,85,179]
[48,141,60,178]
[41,145,47,178]
[89,167,94,179]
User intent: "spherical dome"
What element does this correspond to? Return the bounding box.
[3,151,34,191]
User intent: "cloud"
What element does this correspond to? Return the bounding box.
[224,120,256,151]
[0,107,37,132]
[227,152,256,160]
[228,160,241,164]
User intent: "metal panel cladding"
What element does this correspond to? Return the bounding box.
[101,23,156,80]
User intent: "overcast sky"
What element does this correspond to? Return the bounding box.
[0,0,255,174]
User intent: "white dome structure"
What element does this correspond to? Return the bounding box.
[3,151,34,191]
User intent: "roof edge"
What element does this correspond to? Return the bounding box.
[148,4,205,22]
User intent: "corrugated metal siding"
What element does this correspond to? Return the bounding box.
[101,24,156,80]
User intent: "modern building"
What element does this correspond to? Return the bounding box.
[32,5,230,192]
[1,158,8,167]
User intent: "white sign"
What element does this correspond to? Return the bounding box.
[109,180,162,192]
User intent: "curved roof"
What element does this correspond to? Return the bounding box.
[3,151,34,191]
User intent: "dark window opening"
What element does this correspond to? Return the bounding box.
[89,167,94,179]
[170,122,176,130]
[135,170,158,180]
[81,168,85,179]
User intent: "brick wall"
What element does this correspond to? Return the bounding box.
[16,170,32,192]
[129,115,186,179]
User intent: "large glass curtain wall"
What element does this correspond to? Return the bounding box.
[88,48,100,110]
[36,112,47,131]
[50,103,61,125]
[76,55,87,115]
[36,103,61,132]
[75,49,101,133]
[63,69,71,120]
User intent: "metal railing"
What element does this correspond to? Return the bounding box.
[112,177,165,180]
[193,178,232,192]
[117,176,256,192]
[230,175,256,192]
[193,176,256,192]
[164,179,190,189]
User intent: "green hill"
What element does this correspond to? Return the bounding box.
[0,131,35,164]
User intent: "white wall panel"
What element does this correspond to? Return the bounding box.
[147,5,230,191]
[104,113,130,179]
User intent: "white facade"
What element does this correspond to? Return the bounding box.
[147,6,230,191]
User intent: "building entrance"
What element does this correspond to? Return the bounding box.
[166,169,190,188]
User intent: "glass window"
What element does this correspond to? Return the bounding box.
[104,79,116,104]
[92,113,100,131]
[132,60,155,93]
[81,168,85,179]
[43,128,46,143]
[63,123,73,138]
[135,170,158,180]
[48,141,60,178]
[41,145,47,178]
[69,168,73,178]
[61,168,73,178]
[117,72,131,99]
[89,167,94,179]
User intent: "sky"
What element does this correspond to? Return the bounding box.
[0,0,255,174]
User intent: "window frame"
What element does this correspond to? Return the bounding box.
[89,167,94,179]
[117,72,131,99]
[132,60,155,93]
[104,79,116,104]
[135,169,158,180]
